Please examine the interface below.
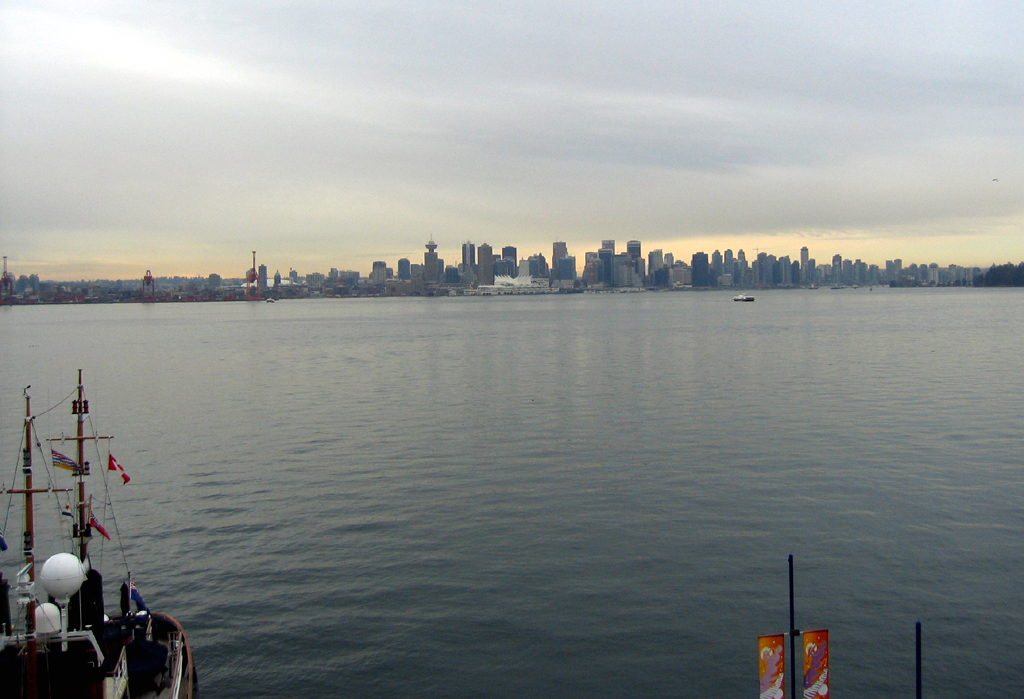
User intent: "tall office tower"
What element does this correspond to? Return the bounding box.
[648,250,664,280]
[724,249,734,270]
[492,258,514,277]
[626,240,641,260]
[778,255,791,285]
[800,247,809,284]
[273,270,281,288]
[691,252,710,287]
[755,252,768,286]
[711,250,723,277]
[832,254,842,285]
[598,247,614,285]
[370,261,388,284]
[398,258,411,280]
[258,264,268,292]
[664,253,674,267]
[423,240,440,283]
[502,246,517,265]
[601,240,615,254]
[555,256,576,283]
[552,241,568,263]
[528,253,549,278]
[462,241,476,268]
[477,244,495,286]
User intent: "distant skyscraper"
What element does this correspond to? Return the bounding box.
[273,270,281,288]
[598,247,614,285]
[800,247,809,284]
[555,255,576,283]
[711,250,723,277]
[370,261,387,284]
[398,258,411,280]
[502,246,517,264]
[424,240,440,283]
[258,264,268,291]
[601,240,615,254]
[648,249,664,279]
[832,254,842,285]
[462,241,476,268]
[691,252,710,287]
[477,243,494,286]
[626,240,641,260]
[552,241,568,263]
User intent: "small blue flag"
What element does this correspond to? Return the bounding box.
[0,527,8,552]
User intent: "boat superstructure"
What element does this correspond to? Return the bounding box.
[0,372,196,698]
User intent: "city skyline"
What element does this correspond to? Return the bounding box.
[2,1,1022,279]
[1,238,987,289]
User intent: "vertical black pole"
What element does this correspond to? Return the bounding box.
[789,554,797,699]
[916,621,922,699]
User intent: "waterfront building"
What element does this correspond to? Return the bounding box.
[527,254,549,279]
[648,249,664,279]
[424,240,440,283]
[555,256,576,286]
[306,272,325,289]
[691,252,710,287]
[370,261,388,285]
[258,264,268,292]
[598,246,614,286]
[492,257,514,277]
[612,253,641,287]
[711,250,723,278]
[477,244,495,286]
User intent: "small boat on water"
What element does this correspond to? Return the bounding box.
[733,294,755,302]
[0,372,197,699]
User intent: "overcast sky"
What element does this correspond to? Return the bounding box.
[1,0,1022,279]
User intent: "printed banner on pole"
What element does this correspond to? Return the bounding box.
[759,634,786,699]
[803,629,829,699]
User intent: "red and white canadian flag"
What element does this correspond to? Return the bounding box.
[108,454,131,484]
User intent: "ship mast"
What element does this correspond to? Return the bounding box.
[22,388,38,699]
[75,370,89,560]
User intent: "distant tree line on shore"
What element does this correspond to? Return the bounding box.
[974,262,1024,286]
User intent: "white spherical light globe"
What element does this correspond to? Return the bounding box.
[39,553,86,602]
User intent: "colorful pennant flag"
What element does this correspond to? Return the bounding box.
[89,512,111,540]
[803,629,829,699]
[51,449,81,472]
[62,503,75,519]
[759,634,786,699]
[108,454,131,484]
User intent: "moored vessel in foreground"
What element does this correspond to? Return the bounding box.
[0,372,197,698]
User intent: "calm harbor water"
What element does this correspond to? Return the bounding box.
[1,288,1023,697]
